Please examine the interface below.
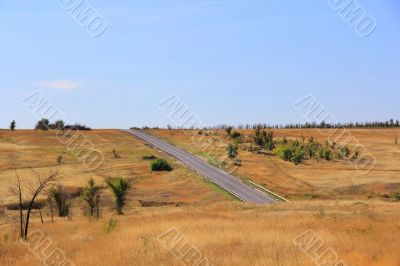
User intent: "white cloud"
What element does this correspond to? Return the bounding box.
[39,80,80,91]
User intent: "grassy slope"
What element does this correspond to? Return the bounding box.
[148,128,400,200]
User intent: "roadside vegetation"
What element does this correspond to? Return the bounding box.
[239,126,359,165]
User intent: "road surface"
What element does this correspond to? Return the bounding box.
[126,129,277,204]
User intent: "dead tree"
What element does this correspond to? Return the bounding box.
[9,168,59,239]
[24,171,59,239]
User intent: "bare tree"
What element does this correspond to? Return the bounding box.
[9,168,59,239]
[24,171,59,238]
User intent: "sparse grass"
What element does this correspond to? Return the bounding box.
[203,180,241,201]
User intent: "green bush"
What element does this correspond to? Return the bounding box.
[50,186,69,217]
[253,127,275,150]
[105,177,131,215]
[291,149,305,165]
[151,159,173,171]
[319,148,332,161]
[275,144,305,164]
[340,146,350,158]
[227,143,238,159]
[306,143,320,158]
[231,132,241,139]
[274,145,293,161]
[82,178,100,217]
[35,118,50,131]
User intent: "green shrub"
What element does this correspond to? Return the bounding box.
[274,145,293,161]
[231,132,241,139]
[227,143,238,159]
[35,118,50,131]
[306,144,318,158]
[54,120,65,130]
[275,143,305,165]
[319,148,332,161]
[253,127,275,150]
[50,186,69,217]
[105,177,131,215]
[291,149,305,165]
[340,146,350,158]
[82,178,100,217]
[151,159,173,171]
[225,126,233,136]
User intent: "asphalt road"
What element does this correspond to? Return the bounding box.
[126,129,277,204]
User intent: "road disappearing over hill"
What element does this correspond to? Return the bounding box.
[126,129,277,204]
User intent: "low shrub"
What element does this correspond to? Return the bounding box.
[64,123,91,130]
[227,143,238,159]
[151,159,173,171]
[105,177,131,215]
[392,191,400,202]
[291,149,305,165]
[231,132,241,139]
[50,186,70,217]
[143,155,157,160]
[274,145,305,164]
[112,149,121,159]
[319,148,332,161]
[340,146,350,158]
[274,145,293,161]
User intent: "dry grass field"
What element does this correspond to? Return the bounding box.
[1,200,399,266]
[0,129,399,266]
[148,128,400,200]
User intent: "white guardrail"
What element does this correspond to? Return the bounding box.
[248,180,290,202]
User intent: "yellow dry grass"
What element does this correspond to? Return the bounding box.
[1,200,399,266]
[148,128,400,200]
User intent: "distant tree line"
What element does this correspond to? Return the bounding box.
[213,119,400,130]
[134,119,400,130]
[35,119,91,131]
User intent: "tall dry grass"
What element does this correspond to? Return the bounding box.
[1,200,399,266]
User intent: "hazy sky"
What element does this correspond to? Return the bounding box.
[1,0,399,129]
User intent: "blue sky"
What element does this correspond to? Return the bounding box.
[0,0,399,129]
